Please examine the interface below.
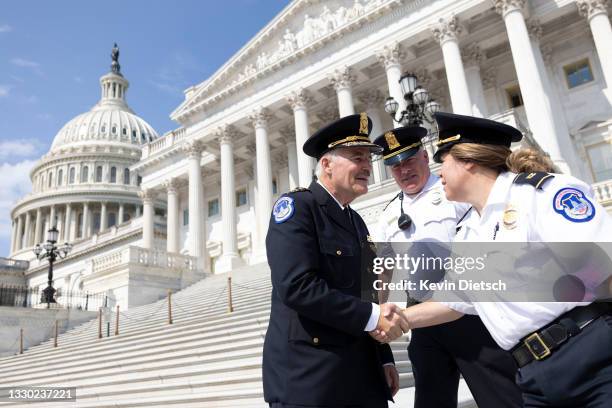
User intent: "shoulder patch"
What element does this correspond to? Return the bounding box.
[289,187,310,193]
[513,172,555,190]
[553,187,595,223]
[273,196,295,223]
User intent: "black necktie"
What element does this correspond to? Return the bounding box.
[344,206,357,233]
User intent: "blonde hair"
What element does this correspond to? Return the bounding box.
[448,144,556,174]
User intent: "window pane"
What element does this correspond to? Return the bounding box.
[183,209,189,226]
[587,143,612,182]
[110,167,117,183]
[96,166,103,182]
[123,168,130,185]
[236,189,247,206]
[565,59,594,89]
[208,199,219,217]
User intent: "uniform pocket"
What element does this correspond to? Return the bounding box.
[288,314,352,347]
[319,239,356,288]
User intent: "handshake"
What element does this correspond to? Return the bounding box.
[370,303,409,343]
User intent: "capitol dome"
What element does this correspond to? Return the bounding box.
[50,51,158,152]
[10,44,161,258]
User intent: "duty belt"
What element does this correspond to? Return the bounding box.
[511,302,611,368]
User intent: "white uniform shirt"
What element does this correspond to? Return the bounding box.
[373,174,470,244]
[443,171,612,350]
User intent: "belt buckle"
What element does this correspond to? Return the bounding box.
[524,332,551,361]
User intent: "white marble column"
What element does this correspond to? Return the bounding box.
[217,126,241,272]
[16,215,24,251]
[329,66,356,117]
[81,203,89,238]
[118,204,125,225]
[377,42,405,128]
[64,204,72,242]
[49,205,56,229]
[494,0,572,173]
[250,108,274,262]
[57,211,64,242]
[287,89,315,186]
[462,43,488,117]
[432,16,473,115]
[165,178,180,253]
[24,212,32,248]
[527,19,580,175]
[33,208,42,246]
[358,89,386,183]
[183,141,205,258]
[280,125,299,190]
[10,219,16,254]
[100,202,107,232]
[578,0,612,92]
[139,189,155,250]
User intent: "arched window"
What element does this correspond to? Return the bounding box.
[101,125,106,134]
[95,166,103,182]
[69,168,75,184]
[110,167,117,183]
[48,172,53,188]
[81,166,89,183]
[123,168,130,185]
[57,169,63,186]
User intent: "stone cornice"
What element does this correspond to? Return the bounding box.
[11,187,142,219]
[171,0,403,123]
[24,228,142,276]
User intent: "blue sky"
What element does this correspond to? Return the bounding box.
[0,0,291,256]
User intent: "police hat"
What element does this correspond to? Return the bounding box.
[303,112,383,159]
[373,126,428,166]
[432,112,523,163]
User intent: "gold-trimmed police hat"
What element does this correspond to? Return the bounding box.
[303,113,383,159]
[432,112,523,163]
[373,126,428,166]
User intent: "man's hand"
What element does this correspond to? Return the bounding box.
[370,303,409,342]
[384,364,400,397]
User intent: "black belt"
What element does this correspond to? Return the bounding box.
[511,302,612,368]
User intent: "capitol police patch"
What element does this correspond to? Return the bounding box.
[553,187,595,223]
[273,196,295,224]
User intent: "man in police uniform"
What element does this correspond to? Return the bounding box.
[263,113,409,408]
[372,126,523,408]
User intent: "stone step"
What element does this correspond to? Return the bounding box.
[10,303,271,360]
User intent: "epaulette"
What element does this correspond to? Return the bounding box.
[288,187,310,193]
[513,172,555,190]
[382,191,402,212]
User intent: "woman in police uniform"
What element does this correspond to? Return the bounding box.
[374,112,612,407]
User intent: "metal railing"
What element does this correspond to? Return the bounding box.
[0,285,107,311]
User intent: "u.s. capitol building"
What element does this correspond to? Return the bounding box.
[6,0,612,309]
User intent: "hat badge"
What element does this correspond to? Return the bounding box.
[384,131,400,150]
[359,112,369,135]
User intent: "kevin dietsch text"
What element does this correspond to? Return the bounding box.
[373,279,508,292]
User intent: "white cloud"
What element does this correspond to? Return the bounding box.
[0,24,12,33]
[0,85,9,97]
[0,160,36,252]
[10,58,39,68]
[0,139,40,160]
[10,58,44,76]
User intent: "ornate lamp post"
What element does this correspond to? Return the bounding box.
[384,72,441,126]
[33,226,72,305]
